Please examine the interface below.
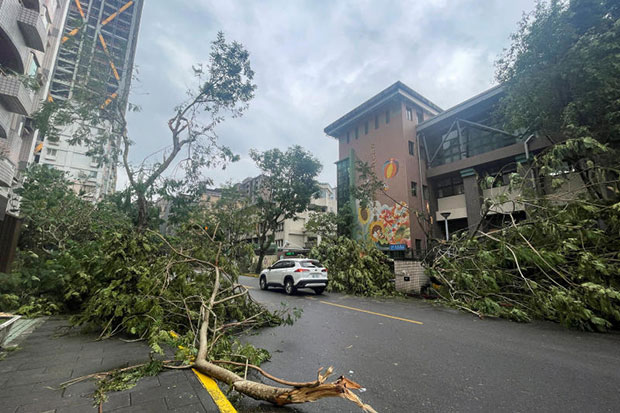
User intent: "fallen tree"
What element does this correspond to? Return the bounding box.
[184,233,376,411]
[427,140,620,331]
[3,167,376,411]
[311,236,397,297]
[62,227,377,411]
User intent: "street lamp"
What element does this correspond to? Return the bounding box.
[440,212,451,241]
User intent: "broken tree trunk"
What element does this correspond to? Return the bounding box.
[191,256,376,412]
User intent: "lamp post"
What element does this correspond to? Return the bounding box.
[440,212,451,241]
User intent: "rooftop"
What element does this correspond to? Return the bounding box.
[417,84,505,136]
[324,81,443,137]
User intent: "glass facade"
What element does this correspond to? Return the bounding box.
[336,158,350,211]
[436,176,464,198]
[432,122,518,167]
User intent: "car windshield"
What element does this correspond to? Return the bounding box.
[301,260,322,268]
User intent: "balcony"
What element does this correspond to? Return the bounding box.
[0,156,16,187]
[482,185,524,215]
[0,75,33,115]
[436,194,467,221]
[0,108,10,139]
[17,6,47,52]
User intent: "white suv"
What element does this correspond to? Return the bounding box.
[259,258,328,295]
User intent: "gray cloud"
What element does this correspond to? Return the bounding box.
[121,0,537,190]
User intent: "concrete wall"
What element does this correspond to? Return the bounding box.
[483,185,525,214]
[436,194,467,221]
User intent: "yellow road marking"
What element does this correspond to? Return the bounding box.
[242,285,254,290]
[304,296,317,301]
[192,368,237,413]
[319,300,424,325]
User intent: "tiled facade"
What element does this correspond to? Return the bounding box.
[0,0,70,271]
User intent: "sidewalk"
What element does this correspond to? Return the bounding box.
[0,318,219,413]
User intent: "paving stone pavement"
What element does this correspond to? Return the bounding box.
[0,318,219,412]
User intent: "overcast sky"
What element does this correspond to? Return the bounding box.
[121,0,537,190]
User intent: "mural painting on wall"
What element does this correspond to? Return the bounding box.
[381,158,399,191]
[357,201,411,249]
[383,158,399,179]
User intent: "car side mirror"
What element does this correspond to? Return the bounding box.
[267,266,273,270]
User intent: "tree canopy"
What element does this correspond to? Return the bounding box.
[497,0,620,148]
[249,145,322,272]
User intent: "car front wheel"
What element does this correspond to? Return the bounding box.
[259,276,268,290]
[284,279,296,295]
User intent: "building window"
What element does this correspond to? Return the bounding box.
[374,115,379,129]
[385,110,390,124]
[346,131,350,143]
[336,158,350,212]
[416,109,424,124]
[355,127,359,139]
[436,176,465,198]
[415,239,422,253]
[406,107,413,121]
[88,171,97,179]
[364,121,369,135]
[28,54,40,77]
[411,181,417,197]
[46,148,57,158]
[277,222,284,232]
[408,140,415,156]
[423,185,429,201]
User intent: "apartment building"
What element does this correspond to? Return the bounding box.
[237,175,266,203]
[0,0,70,271]
[38,0,144,201]
[325,82,556,256]
[239,177,337,252]
[273,182,337,251]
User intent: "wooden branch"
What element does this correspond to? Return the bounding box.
[211,360,323,388]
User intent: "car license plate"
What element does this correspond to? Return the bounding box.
[312,273,320,278]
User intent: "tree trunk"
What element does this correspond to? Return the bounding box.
[137,193,149,231]
[255,238,266,274]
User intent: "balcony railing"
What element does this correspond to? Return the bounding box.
[0,108,10,139]
[17,6,47,52]
[0,75,33,115]
[0,156,16,188]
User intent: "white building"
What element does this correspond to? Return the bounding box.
[273,182,337,250]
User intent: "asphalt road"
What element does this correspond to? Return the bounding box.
[235,276,620,413]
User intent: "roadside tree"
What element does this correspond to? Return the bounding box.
[36,32,256,229]
[250,146,322,273]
